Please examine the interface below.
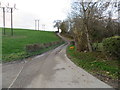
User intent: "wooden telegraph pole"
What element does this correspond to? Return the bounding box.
[38,20,39,30]
[35,19,40,30]
[10,8,13,36]
[0,2,6,35]
[6,3,17,36]
[35,20,37,30]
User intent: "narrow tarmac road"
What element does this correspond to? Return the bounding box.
[2,43,113,88]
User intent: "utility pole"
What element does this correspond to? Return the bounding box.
[35,19,40,30]
[6,3,16,36]
[10,8,13,36]
[35,20,37,30]
[3,7,5,35]
[0,5,6,35]
[38,20,39,30]
[0,2,16,36]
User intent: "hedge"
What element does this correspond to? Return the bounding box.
[102,36,120,59]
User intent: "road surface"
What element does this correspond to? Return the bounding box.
[2,43,113,88]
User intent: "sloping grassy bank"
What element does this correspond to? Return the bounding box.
[2,28,64,62]
[67,45,119,88]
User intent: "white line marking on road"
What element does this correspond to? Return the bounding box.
[7,44,66,89]
[8,64,25,89]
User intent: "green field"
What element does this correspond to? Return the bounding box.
[2,28,62,62]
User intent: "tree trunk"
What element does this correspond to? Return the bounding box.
[85,26,93,52]
[75,38,80,51]
[57,27,59,32]
[74,32,87,52]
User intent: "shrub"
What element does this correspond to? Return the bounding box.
[102,36,120,59]
[51,42,56,45]
[56,41,60,44]
[43,43,49,48]
[92,43,103,51]
[26,41,63,52]
[26,44,42,52]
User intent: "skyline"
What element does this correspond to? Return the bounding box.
[0,0,119,31]
[0,0,72,31]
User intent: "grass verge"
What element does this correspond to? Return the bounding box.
[67,45,119,88]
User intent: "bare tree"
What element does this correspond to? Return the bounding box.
[69,0,115,52]
[53,20,62,32]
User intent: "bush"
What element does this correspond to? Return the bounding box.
[102,36,120,59]
[92,43,103,51]
[43,43,50,48]
[26,44,44,52]
[26,41,63,52]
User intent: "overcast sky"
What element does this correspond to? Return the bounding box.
[0,0,72,31]
[0,0,119,31]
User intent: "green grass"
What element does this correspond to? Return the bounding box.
[2,28,63,62]
[67,45,119,79]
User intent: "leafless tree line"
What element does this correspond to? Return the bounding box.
[60,0,120,52]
